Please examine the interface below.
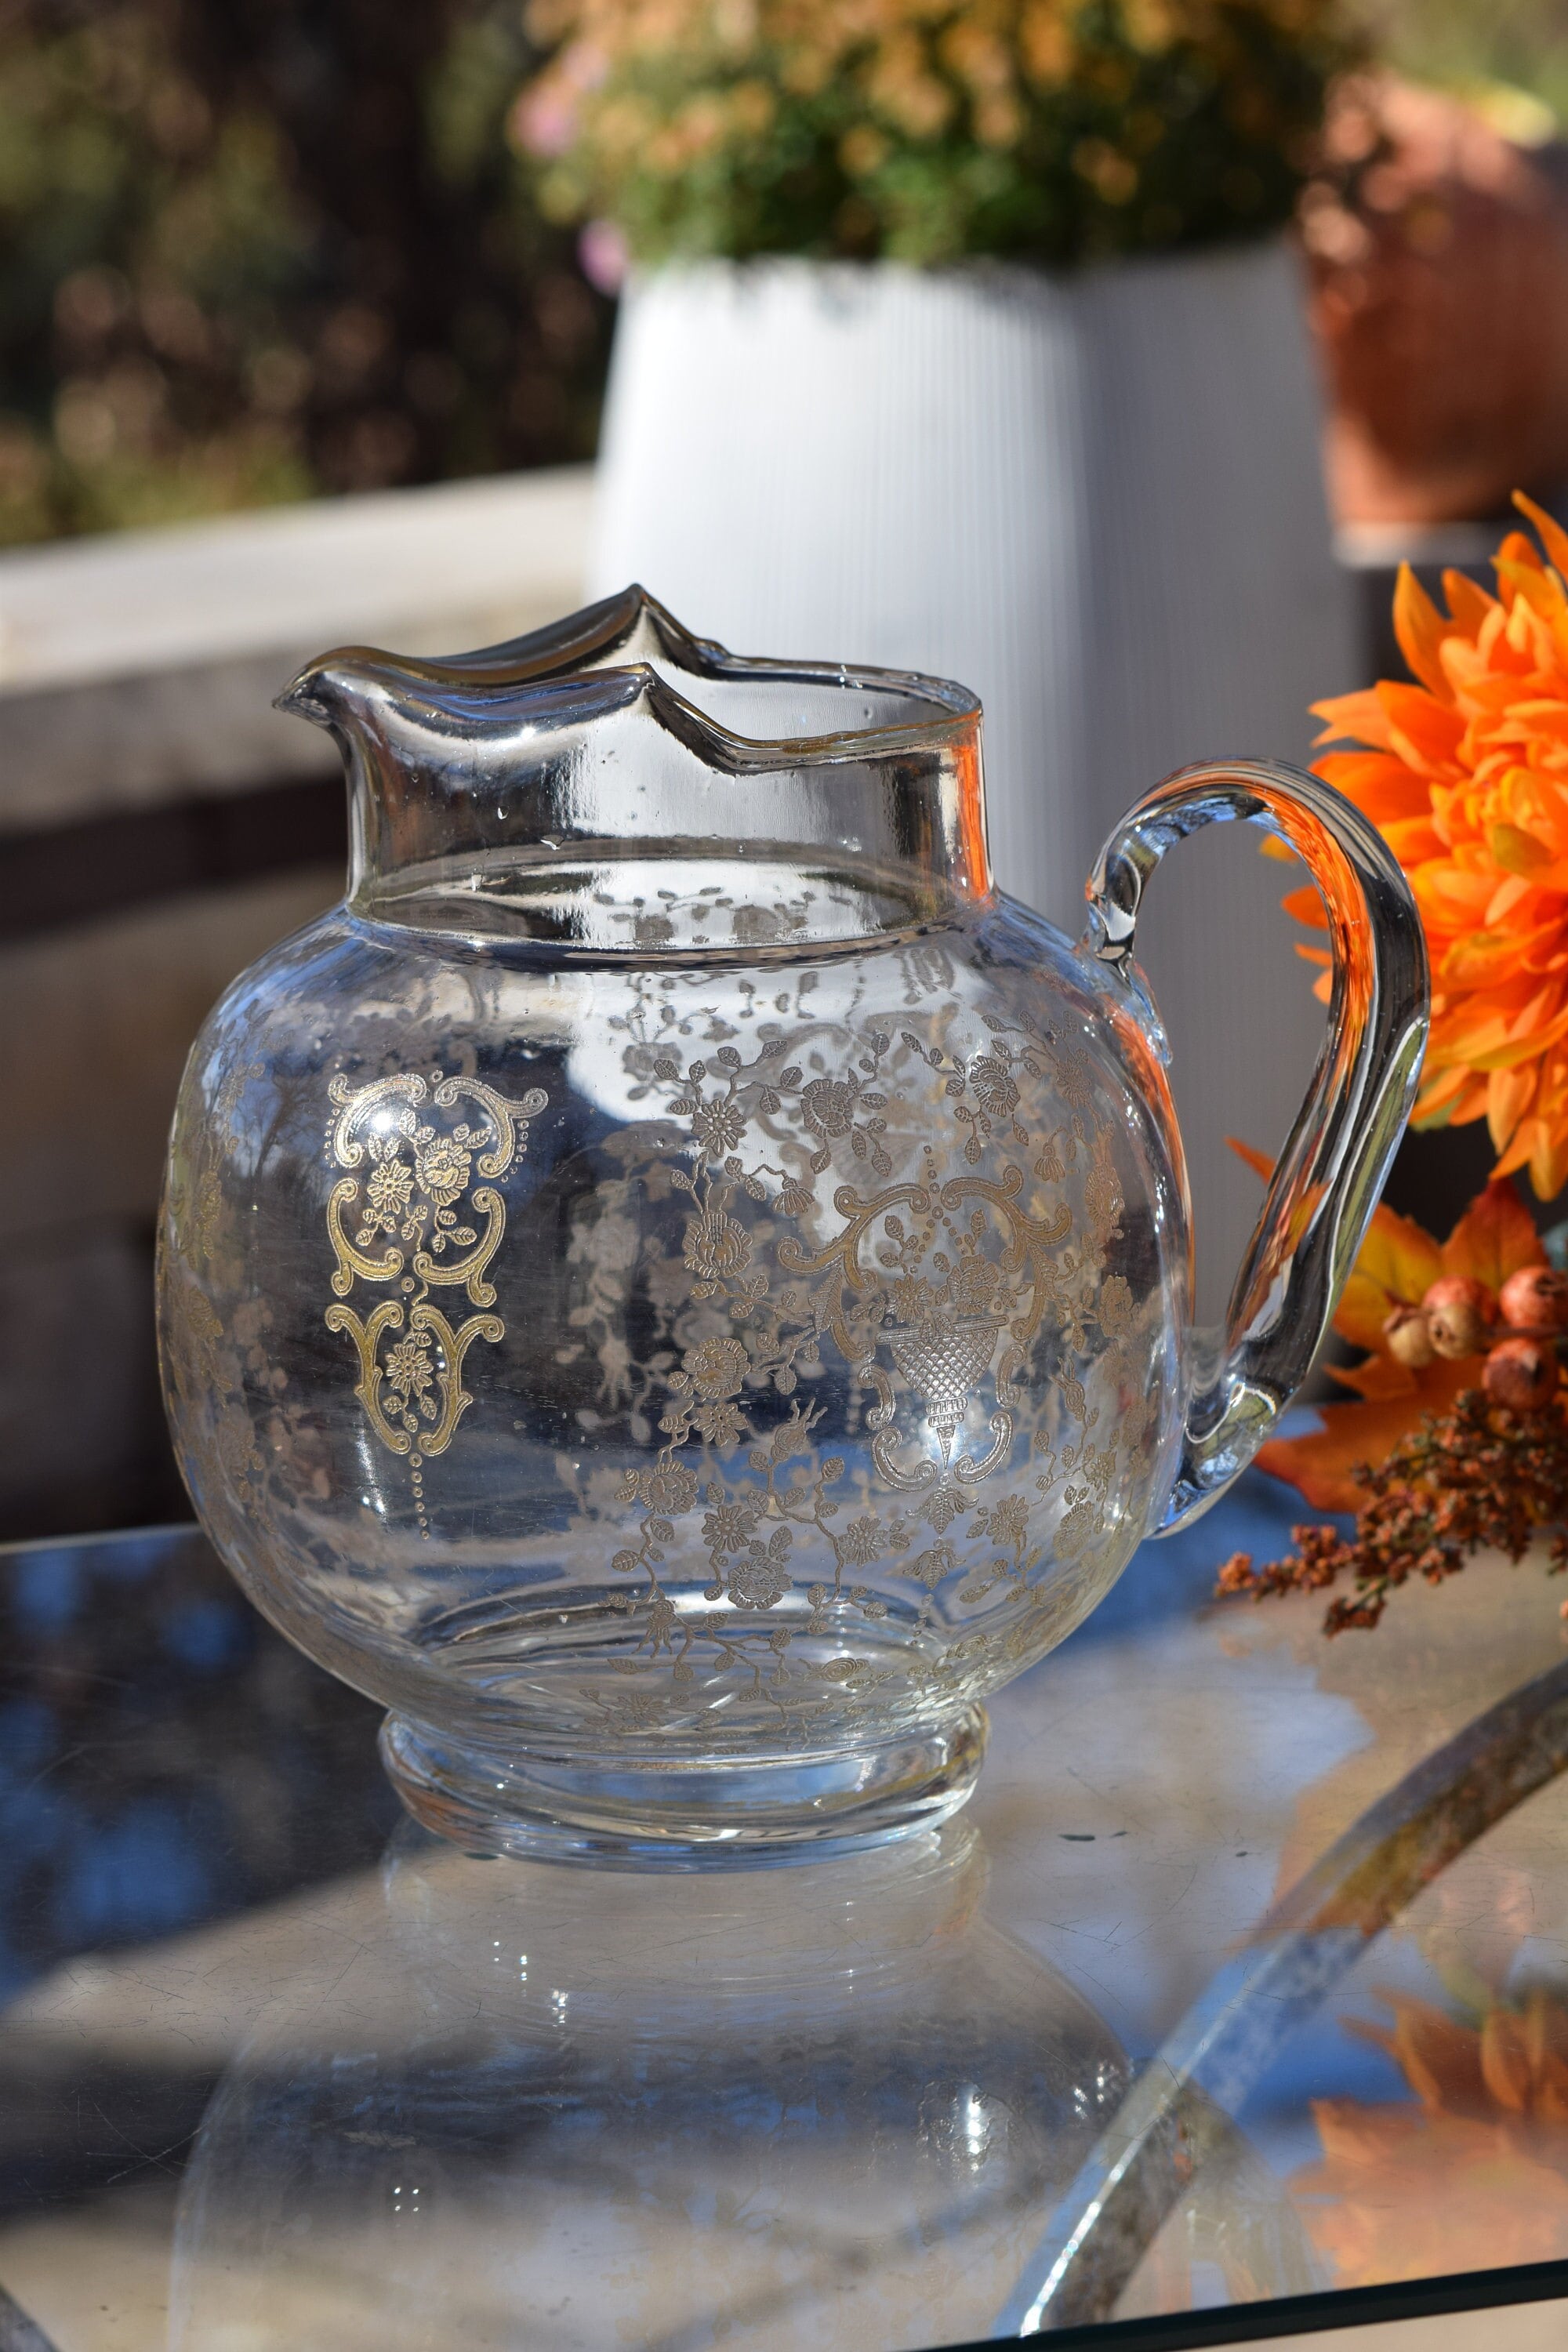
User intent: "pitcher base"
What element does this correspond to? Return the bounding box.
[379,1708,987,1869]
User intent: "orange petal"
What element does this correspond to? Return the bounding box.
[1481,2009,1534,2114]
[1490,821,1554,876]
[1416,1061,1479,1118]
[1487,1062,1537,1152]
[1394,563,1455,699]
[1497,1114,1568,1201]
[1515,490,1568,583]
[1377,1994,1490,2116]
[1497,557,1564,624]
[1312,689,1394,750]
[1225,1137,1275,1183]
[1377,681,1466,771]
[1442,568,1497,638]
[1305,2096,1423,2170]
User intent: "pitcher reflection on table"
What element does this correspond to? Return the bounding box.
[157,590,1428,1863]
[169,1820,1313,2350]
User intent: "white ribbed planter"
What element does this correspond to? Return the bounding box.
[590,242,1358,1316]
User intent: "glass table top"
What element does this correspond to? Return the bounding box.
[3,1472,1568,2350]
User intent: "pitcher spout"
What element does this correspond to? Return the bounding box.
[273,590,991,953]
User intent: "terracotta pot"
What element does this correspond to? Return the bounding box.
[1305,73,1568,526]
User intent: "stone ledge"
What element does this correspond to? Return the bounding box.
[0,465,593,832]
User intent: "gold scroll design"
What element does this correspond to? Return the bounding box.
[778,1164,1071,1493]
[323,1070,546,1458]
[324,1297,503,1458]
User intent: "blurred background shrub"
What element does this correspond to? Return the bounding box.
[518,0,1355,269]
[0,0,612,547]
[4,1,1567,552]
[1367,0,1568,127]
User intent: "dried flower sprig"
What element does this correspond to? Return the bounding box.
[1230,1152,1549,1515]
[1218,1384,1568,1633]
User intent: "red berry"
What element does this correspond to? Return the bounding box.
[1382,1305,1435,1369]
[1422,1276,1496,1359]
[1499,1265,1568,1334]
[1483,1335,1559,1411]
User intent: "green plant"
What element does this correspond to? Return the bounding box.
[517,0,1359,269]
[0,1,610,548]
[1360,0,1568,129]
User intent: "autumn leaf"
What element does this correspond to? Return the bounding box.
[1227,1147,1542,1513]
[1333,1203,1443,1353]
[1254,1361,1474,1515]
[1439,1177,1545,1293]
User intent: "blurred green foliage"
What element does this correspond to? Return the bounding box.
[0,1,611,547]
[1365,0,1568,123]
[521,0,1357,270]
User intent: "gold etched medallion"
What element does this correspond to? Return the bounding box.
[323,1071,546,1530]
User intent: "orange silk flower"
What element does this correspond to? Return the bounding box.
[1296,494,1568,1200]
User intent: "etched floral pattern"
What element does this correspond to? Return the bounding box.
[545,962,1166,1723]
[164,923,1172,1756]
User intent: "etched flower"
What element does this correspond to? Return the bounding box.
[978,1494,1030,1557]
[585,1214,640,1276]
[692,1095,746,1157]
[728,1553,789,1610]
[702,1497,760,1555]
[1056,1498,1097,1559]
[891,1274,937,1327]
[1097,1274,1135,1336]
[953,1255,1003,1316]
[621,1461,701,1516]
[415,1137,471,1207]
[384,1337,435,1404]
[602,1692,668,1731]
[839,1513,887,1566]
[970,1054,1019,1119]
[365,1157,414,1224]
[692,1397,746,1450]
[1084,1156,1123,1234]
[684,1205,752,1283]
[801,1076,856,1138]
[684,1334,748,1399]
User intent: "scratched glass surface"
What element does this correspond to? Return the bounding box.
[3,1490,1568,2350]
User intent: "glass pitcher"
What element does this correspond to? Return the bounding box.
[158,590,1428,1864]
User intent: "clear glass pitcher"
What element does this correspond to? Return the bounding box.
[158,590,1428,1864]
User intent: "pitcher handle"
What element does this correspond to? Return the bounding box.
[1083,757,1429,1534]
